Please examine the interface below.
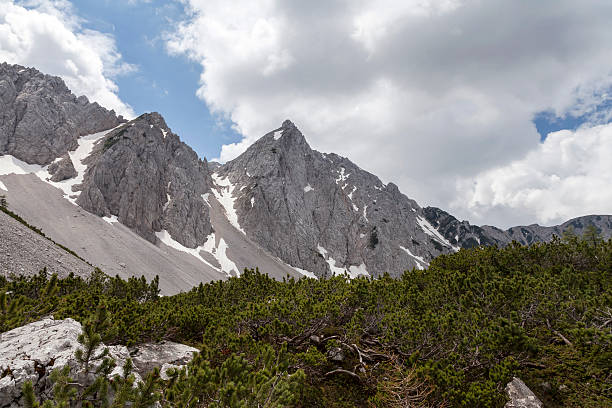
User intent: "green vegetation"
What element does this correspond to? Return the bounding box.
[1,235,610,407]
[103,125,130,151]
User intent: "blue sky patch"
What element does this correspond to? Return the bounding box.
[71,0,240,162]
[534,97,612,141]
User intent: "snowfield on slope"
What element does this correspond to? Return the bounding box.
[211,173,246,235]
[0,128,115,204]
[155,230,240,277]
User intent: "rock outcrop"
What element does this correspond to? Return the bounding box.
[215,120,456,278]
[76,113,214,247]
[0,63,123,165]
[47,153,77,182]
[504,377,543,408]
[0,318,197,407]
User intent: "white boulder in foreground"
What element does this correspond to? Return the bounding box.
[0,317,197,407]
[505,377,543,408]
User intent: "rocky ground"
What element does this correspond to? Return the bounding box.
[0,318,197,408]
[0,210,92,278]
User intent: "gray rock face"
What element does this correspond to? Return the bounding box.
[0,63,123,165]
[424,207,612,248]
[504,377,543,408]
[215,120,456,278]
[0,318,197,408]
[76,113,214,247]
[47,153,77,182]
[2,62,610,283]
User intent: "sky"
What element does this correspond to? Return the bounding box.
[1,0,611,228]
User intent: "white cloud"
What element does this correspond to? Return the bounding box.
[454,124,612,227]
[0,0,135,118]
[168,0,612,226]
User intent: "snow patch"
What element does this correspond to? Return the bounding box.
[155,230,240,277]
[215,238,240,277]
[347,186,357,199]
[326,256,347,277]
[0,155,43,175]
[317,244,369,278]
[163,193,172,211]
[202,193,211,207]
[363,205,368,222]
[161,129,168,138]
[103,215,118,224]
[0,129,111,205]
[211,173,245,234]
[335,167,350,184]
[0,180,7,191]
[348,263,370,278]
[399,246,429,270]
[155,230,215,269]
[303,184,313,193]
[273,130,283,140]
[416,216,459,251]
[250,196,255,207]
[293,266,318,279]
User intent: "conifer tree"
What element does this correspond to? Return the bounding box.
[561,225,578,244]
[75,303,113,373]
[0,290,25,332]
[582,224,602,246]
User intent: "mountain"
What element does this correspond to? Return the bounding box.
[0,63,123,165]
[1,63,610,291]
[214,120,456,277]
[423,206,612,248]
[77,112,214,247]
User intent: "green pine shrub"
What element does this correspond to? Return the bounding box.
[2,235,610,407]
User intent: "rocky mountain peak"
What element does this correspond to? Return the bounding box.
[212,121,457,278]
[0,62,123,165]
[76,112,213,247]
[2,63,611,285]
[281,118,296,129]
[135,111,169,129]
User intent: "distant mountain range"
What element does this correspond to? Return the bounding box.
[1,62,610,292]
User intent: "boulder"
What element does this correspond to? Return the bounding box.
[47,153,77,182]
[505,377,543,408]
[0,318,198,407]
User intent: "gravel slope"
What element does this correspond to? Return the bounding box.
[0,209,93,278]
[0,173,299,293]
